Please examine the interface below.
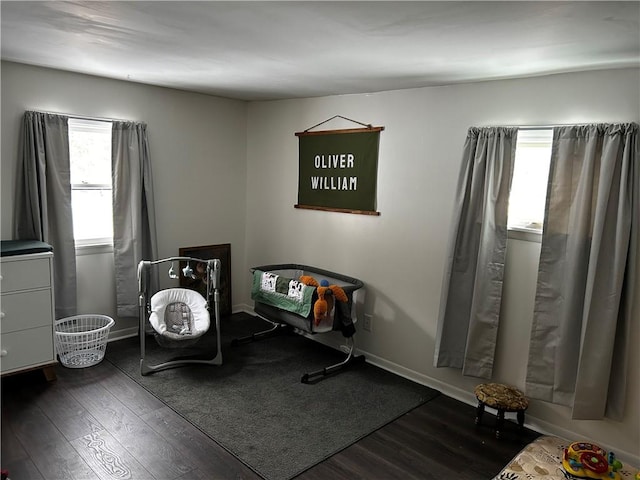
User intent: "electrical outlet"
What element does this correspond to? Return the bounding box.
[363,314,373,332]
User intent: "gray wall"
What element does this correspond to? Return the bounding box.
[1,61,248,333]
[244,69,640,462]
[2,61,638,464]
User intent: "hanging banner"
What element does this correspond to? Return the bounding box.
[295,126,383,215]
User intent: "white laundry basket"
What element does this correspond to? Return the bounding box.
[54,314,115,368]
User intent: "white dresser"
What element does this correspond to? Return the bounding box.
[1,246,57,380]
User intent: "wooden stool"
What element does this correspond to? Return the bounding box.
[474,383,528,439]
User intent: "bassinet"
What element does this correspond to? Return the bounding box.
[239,263,365,383]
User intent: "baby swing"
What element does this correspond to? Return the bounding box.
[137,256,223,375]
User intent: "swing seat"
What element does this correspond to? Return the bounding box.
[150,288,209,348]
[138,257,223,375]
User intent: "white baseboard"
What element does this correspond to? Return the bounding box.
[233,303,254,314]
[295,332,640,467]
[107,326,138,342]
[106,303,253,343]
[356,346,640,467]
[125,304,639,467]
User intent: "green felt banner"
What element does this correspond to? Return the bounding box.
[297,129,381,212]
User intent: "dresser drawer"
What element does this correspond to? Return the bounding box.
[0,326,54,374]
[1,289,54,333]
[0,256,52,293]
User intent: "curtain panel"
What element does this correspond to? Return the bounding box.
[15,111,77,319]
[526,123,638,420]
[112,121,159,317]
[434,127,518,379]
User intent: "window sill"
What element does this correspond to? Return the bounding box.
[508,227,542,243]
[75,243,114,256]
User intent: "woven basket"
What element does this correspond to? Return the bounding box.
[54,315,115,368]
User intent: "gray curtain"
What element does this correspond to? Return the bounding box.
[434,127,518,378]
[526,123,638,420]
[112,121,159,317]
[15,111,77,319]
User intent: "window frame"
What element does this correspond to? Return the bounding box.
[68,118,114,249]
[507,128,554,243]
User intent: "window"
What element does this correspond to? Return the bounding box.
[507,129,553,235]
[68,118,113,246]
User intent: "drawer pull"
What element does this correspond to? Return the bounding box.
[0,349,7,357]
[0,312,4,318]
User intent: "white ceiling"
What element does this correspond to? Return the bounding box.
[1,1,639,101]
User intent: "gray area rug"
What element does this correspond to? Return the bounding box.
[106,313,440,480]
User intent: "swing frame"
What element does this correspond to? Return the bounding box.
[137,256,223,375]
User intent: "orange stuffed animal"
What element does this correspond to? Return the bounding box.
[299,276,348,326]
[299,275,319,287]
[314,284,348,326]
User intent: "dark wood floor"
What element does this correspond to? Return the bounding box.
[2,359,539,480]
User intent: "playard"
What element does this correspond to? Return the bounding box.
[242,263,364,383]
